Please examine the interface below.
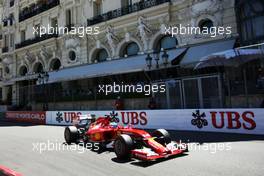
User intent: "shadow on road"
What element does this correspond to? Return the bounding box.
[111,157,134,164]
[163,130,264,144]
[0,119,39,127]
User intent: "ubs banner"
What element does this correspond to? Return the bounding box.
[46,109,264,135]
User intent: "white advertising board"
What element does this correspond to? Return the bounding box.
[46,109,264,135]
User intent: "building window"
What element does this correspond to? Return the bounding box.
[236,0,264,45]
[69,50,76,61]
[4,35,9,48]
[9,14,14,25]
[50,58,61,71]
[0,68,3,78]
[93,0,102,16]
[20,30,26,42]
[5,67,10,74]
[10,0,15,7]
[123,42,139,57]
[33,62,43,73]
[51,17,58,28]
[66,9,72,28]
[96,49,108,62]
[9,33,14,48]
[157,36,178,51]
[19,66,28,76]
[199,19,214,32]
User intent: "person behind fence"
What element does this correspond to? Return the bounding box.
[115,96,124,110]
[148,97,157,109]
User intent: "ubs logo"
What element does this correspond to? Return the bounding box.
[191,110,208,129]
[56,112,63,123]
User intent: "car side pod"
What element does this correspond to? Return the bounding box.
[0,165,22,176]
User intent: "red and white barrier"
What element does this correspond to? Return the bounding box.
[5,111,46,125]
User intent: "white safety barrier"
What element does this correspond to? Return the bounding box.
[46,109,264,135]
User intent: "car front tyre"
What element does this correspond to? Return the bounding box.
[114,134,133,159]
[64,126,78,144]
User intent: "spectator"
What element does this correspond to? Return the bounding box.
[148,97,157,109]
[115,96,124,110]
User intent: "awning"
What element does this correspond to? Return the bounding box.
[195,48,264,69]
[48,55,145,83]
[180,39,236,67]
[47,48,185,84]
[171,48,188,65]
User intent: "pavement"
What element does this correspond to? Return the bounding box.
[0,120,264,176]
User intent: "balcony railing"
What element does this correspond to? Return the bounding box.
[2,47,9,53]
[87,0,170,26]
[19,0,60,22]
[15,33,58,49]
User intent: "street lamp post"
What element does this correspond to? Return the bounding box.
[162,50,169,67]
[146,54,152,69]
[144,49,170,109]
[37,71,49,111]
[145,49,169,70]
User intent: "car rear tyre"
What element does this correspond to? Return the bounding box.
[114,134,133,159]
[152,129,171,145]
[64,126,79,144]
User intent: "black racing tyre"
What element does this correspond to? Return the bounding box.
[114,134,133,159]
[152,129,171,145]
[64,126,79,144]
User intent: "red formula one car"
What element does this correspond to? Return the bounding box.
[64,113,188,161]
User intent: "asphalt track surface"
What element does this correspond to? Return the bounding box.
[0,121,264,176]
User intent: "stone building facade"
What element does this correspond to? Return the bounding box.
[0,0,263,110]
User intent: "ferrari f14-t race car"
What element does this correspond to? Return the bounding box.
[64,113,188,161]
